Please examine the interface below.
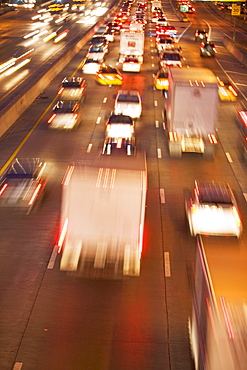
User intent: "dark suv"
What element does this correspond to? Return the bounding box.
[195,29,208,42]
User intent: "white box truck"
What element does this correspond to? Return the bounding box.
[59,152,147,278]
[164,68,218,158]
[151,1,162,11]
[119,30,144,63]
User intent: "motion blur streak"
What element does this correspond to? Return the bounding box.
[57,218,68,253]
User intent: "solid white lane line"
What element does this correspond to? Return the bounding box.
[160,188,165,203]
[47,246,59,269]
[154,100,158,106]
[243,193,247,202]
[163,121,166,130]
[87,143,93,153]
[155,120,159,128]
[226,152,233,163]
[96,117,101,124]
[13,363,23,370]
[103,97,107,103]
[164,252,171,277]
[157,148,162,158]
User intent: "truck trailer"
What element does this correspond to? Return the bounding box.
[119,30,144,63]
[59,152,147,278]
[164,68,218,158]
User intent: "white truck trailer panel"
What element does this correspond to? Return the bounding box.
[60,153,147,277]
[119,31,144,62]
[167,68,218,135]
[166,68,218,157]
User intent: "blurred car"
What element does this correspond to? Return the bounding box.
[86,45,106,62]
[217,77,238,101]
[47,100,82,129]
[187,4,195,12]
[81,58,101,74]
[106,21,122,34]
[58,77,86,101]
[235,102,247,160]
[160,51,182,68]
[195,29,208,42]
[200,42,217,57]
[0,158,46,213]
[103,30,115,42]
[122,55,141,72]
[156,37,177,52]
[95,65,123,85]
[156,17,168,26]
[156,25,177,37]
[154,69,169,91]
[114,90,142,118]
[103,114,135,155]
[185,181,242,238]
[90,35,109,51]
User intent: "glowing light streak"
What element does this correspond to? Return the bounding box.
[43,32,57,42]
[5,59,31,76]
[57,218,68,253]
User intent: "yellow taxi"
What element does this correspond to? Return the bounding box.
[154,69,169,91]
[95,65,123,85]
[217,77,238,101]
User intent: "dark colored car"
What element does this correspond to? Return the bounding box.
[0,158,47,213]
[195,29,208,42]
[200,42,217,57]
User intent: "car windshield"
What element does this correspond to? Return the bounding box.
[101,67,117,73]
[162,53,180,61]
[198,185,233,204]
[117,94,139,103]
[62,81,81,88]
[89,46,104,52]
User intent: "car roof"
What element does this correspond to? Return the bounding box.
[116,91,140,103]
[196,182,233,204]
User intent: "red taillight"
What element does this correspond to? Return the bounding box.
[229,85,237,96]
[48,113,56,123]
[208,134,218,144]
[57,218,68,253]
[169,131,178,142]
[58,87,64,95]
[0,183,8,196]
[28,182,42,205]
[239,111,247,126]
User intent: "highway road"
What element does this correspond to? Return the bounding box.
[0,1,247,369]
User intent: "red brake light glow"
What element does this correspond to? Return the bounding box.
[28,182,42,205]
[48,113,56,123]
[58,87,64,95]
[0,183,8,196]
